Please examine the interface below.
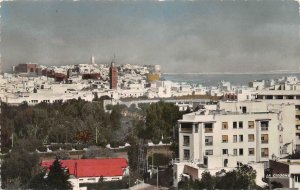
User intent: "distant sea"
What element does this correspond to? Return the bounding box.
[162,73,300,86]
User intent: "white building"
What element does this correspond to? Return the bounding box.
[174,100,296,187]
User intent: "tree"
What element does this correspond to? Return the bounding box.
[47,158,72,190]
[2,149,40,189]
[138,101,183,142]
[198,171,215,190]
[127,145,139,171]
[28,170,48,190]
[215,164,257,189]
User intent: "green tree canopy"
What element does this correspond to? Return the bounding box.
[2,149,40,189]
[47,158,72,190]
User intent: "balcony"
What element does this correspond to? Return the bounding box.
[261,153,269,158]
[296,120,300,126]
[261,140,268,144]
[296,110,300,116]
[181,128,193,133]
[205,142,213,146]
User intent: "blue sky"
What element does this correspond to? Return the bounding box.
[1,0,300,73]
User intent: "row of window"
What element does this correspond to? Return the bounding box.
[181,121,269,134]
[205,121,268,133]
[219,148,268,157]
[183,134,269,147]
[201,134,268,146]
[206,148,268,157]
[183,148,269,160]
[222,121,253,129]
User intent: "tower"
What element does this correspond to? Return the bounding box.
[91,55,95,65]
[109,58,118,89]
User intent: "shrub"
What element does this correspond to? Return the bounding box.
[37,146,47,152]
[61,144,73,150]
[75,144,86,150]
[49,145,60,151]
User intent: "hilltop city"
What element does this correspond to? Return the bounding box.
[1,58,300,189]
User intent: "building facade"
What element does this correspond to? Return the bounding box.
[178,101,295,164]
[173,100,296,187]
[255,84,300,150]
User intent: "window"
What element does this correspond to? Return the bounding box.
[222,149,228,155]
[233,149,237,156]
[242,107,247,113]
[222,122,228,130]
[224,159,228,167]
[222,135,228,143]
[205,136,213,146]
[248,121,254,129]
[184,149,190,160]
[195,125,198,133]
[183,136,190,146]
[204,123,213,133]
[261,134,268,144]
[205,150,213,155]
[261,148,269,157]
[261,121,269,131]
[233,135,237,143]
[204,157,208,166]
[239,135,243,142]
[239,148,243,156]
[233,122,237,129]
[248,134,255,142]
[248,148,255,156]
[239,121,243,129]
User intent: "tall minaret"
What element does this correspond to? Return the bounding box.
[91,55,95,65]
[109,55,118,89]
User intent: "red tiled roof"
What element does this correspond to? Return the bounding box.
[40,158,128,178]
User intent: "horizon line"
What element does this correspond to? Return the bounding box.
[163,71,300,75]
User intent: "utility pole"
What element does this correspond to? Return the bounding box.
[156,167,158,190]
[95,127,98,144]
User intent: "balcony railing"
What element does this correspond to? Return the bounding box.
[261,127,268,131]
[205,142,213,146]
[181,128,193,133]
[183,142,190,146]
[261,140,268,144]
[261,153,269,158]
[204,128,213,133]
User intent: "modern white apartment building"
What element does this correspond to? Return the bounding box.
[178,101,295,164]
[174,100,295,187]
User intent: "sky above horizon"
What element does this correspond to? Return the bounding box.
[1,0,300,73]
